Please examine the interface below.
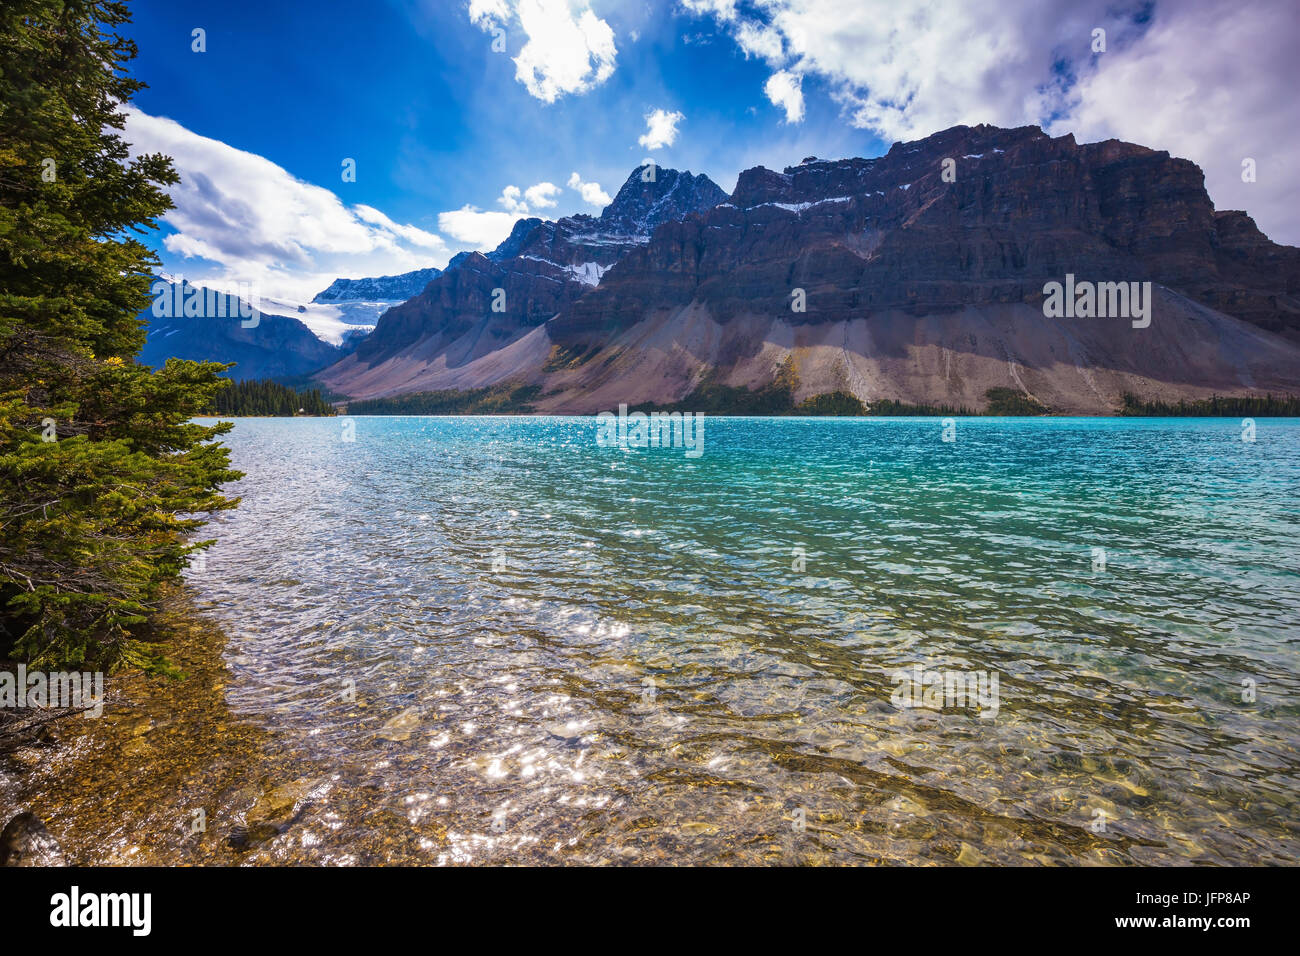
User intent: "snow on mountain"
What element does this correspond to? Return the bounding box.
[312,266,442,303]
[264,266,444,345]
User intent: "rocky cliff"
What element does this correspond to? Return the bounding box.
[323,166,727,397]
[312,266,442,303]
[320,125,1300,413]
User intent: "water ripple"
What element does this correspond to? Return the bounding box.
[164,416,1300,864]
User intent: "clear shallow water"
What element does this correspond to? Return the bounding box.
[39,416,1300,864]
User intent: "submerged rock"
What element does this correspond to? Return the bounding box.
[226,821,284,853]
[956,842,987,866]
[1,813,66,866]
[377,707,421,742]
[252,780,310,821]
[228,777,328,853]
[544,723,589,747]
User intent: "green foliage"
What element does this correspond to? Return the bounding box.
[0,1,241,671]
[1119,392,1300,417]
[983,387,1048,415]
[634,382,794,415]
[796,391,867,415]
[541,343,598,373]
[348,373,1050,419]
[269,373,348,403]
[209,379,336,417]
[861,399,975,416]
[348,383,542,415]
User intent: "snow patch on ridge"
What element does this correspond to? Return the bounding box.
[255,294,388,346]
[566,261,612,286]
[749,196,855,214]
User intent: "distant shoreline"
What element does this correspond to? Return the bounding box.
[330,381,1300,418]
[197,411,1300,419]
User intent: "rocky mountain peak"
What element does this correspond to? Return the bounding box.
[487,217,547,262]
[598,165,727,235]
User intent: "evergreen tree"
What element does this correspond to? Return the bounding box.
[208,379,336,416]
[0,1,241,671]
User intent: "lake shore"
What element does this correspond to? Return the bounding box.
[0,586,328,865]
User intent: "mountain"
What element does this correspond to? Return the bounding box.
[312,266,441,303]
[317,126,1300,413]
[298,265,444,344]
[321,166,727,398]
[138,280,341,382]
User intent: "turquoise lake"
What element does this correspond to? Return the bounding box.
[150,416,1300,864]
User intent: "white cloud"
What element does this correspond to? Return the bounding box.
[351,204,444,249]
[736,20,784,65]
[567,172,612,208]
[496,181,561,218]
[123,109,448,302]
[469,0,618,103]
[690,0,1111,141]
[437,205,519,251]
[498,185,529,215]
[638,109,685,150]
[679,0,738,20]
[1059,0,1300,245]
[687,0,1300,244]
[763,71,804,123]
[468,0,511,26]
[524,181,561,209]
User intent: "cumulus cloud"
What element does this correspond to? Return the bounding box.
[763,71,804,123]
[736,20,784,64]
[524,181,561,209]
[498,185,529,215]
[638,109,685,150]
[437,205,519,251]
[679,0,739,20]
[470,0,618,103]
[685,0,1300,243]
[468,0,511,24]
[687,0,1119,140]
[495,181,562,217]
[123,110,447,302]
[567,172,613,208]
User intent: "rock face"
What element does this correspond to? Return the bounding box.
[139,280,341,382]
[311,266,441,303]
[324,167,727,395]
[319,125,1300,412]
[309,268,448,347]
[0,813,66,866]
[1201,210,1300,338]
[554,125,1299,343]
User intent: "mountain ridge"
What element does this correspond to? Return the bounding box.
[310,124,1300,412]
[311,266,442,304]
[138,280,342,382]
[343,165,728,372]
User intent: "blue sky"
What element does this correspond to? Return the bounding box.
[121,0,1300,303]
[125,0,883,300]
